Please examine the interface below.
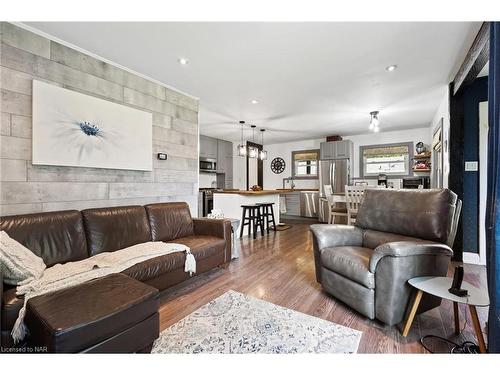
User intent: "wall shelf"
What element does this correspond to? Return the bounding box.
[413,168,431,172]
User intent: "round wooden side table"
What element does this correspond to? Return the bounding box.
[402,276,489,353]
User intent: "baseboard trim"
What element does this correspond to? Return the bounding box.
[462,252,484,265]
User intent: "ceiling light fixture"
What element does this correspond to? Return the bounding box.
[251,99,259,104]
[369,111,380,132]
[385,64,397,72]
[237,121,247,157]
[248,125,258,159]
[259,129,268,160]
[178,57,189,65]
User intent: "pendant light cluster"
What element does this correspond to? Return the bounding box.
[236,121,268,160]
[369,111,380,132]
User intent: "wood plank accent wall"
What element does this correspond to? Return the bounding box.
[0,23,199,216]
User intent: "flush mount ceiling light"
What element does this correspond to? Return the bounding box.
[251,99,259,104]
[259,129,268,160]
[385,64,398,72]
[369,111,380,132]
[178,57,189,65]
[237,120,247,157]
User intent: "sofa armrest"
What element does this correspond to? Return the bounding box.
[193,218,232,263]
[369,241,453,273]
[310,224,364,251]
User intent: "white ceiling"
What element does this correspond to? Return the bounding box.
[25,22,481,144]
[478,62,489,77]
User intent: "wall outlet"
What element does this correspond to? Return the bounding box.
[465,161,478,171]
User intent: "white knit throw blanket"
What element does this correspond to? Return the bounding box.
[12,241,196,343]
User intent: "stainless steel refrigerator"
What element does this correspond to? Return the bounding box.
[318,159,350,222]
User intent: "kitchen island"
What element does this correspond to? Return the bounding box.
[213,189,319,236]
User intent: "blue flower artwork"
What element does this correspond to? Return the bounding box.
[32,79,152,171]
[79,121,101,137]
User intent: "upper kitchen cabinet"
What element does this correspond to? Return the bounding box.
[334,140,353,159]
[200,135,218,159]
[217,139,233,175]
[320,142,335,159]
[320,140,353,160]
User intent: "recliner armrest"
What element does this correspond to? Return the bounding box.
[193,218,232,263]
[369,241,453,273]
[310,224,364,251]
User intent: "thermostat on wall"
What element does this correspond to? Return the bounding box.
[157,153,168,160]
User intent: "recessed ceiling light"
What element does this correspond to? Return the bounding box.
[251,99,259,104]
[385,64,398,72]
[178,57,189,65]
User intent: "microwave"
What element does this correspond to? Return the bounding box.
[200,157,217,173]
[402,176,430,189]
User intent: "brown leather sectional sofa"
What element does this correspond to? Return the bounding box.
[0,202,232,351]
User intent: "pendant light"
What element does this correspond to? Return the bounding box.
[248,125,258,159]
[237,120,247,157]
[369,111,380,132]
[259,129,268,160]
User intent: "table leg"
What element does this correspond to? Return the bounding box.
[402,289,424,337]
[469,305,487,353]
[453,302,460,335]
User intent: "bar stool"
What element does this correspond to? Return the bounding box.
[256,202,276,234]
[240,204,264,239]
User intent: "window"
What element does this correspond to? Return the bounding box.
[292,149,319,179]
[360,142,413,178]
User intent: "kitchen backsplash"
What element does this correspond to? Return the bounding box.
[199,172,217,188]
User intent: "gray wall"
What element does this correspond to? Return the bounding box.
[0,23,199,216]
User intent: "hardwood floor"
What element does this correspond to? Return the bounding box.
[158,223,489,353]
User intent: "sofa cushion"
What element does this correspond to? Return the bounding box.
[0,210,87,267]
[24,273,159,353]
[82,206,151,256]
[355,189,457,243]
[121,235,225,282]
[362,229,426,250]
[169,235,225,259]
[320,246,375,289]
[145,202,194,242]
[2,287,24,332]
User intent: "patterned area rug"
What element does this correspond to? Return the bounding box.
[152,290,362,354]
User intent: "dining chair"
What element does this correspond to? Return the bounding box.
[324,185,348,224]
[345,185,365,225]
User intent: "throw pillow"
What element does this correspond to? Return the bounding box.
[0,231,46,285]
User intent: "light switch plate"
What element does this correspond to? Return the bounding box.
[465,161,478,171]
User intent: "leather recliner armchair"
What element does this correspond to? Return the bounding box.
[310,188,461,326]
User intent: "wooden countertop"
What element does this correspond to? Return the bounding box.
[214,189,318,195]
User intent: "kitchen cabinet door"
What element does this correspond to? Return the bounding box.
[320,142,335,159]
[284,193,301,216]
[200,135,218,159]
[217,140,233,175]
[335,140,353,159]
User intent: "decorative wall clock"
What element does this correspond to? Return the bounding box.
[270,157,286,174]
